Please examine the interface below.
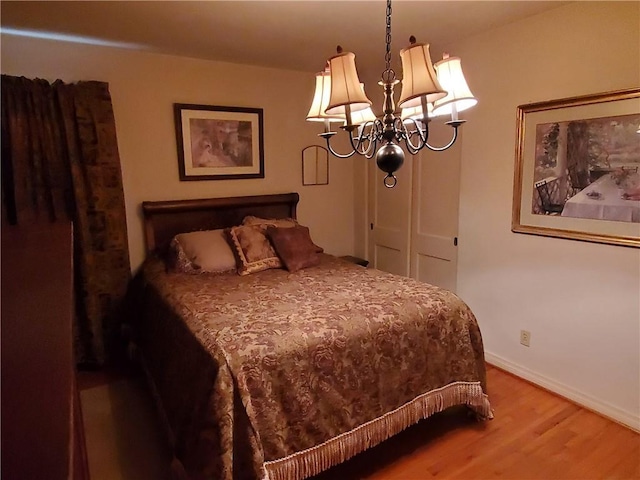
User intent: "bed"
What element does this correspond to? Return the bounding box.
[133,192,492,480]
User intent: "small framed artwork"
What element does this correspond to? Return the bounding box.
[511,88,640,248]
[174,103,264,181]
[302,145,329,186]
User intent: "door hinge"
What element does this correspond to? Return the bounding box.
[454,237,458,246]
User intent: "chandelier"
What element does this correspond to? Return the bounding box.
[306,0,477,188]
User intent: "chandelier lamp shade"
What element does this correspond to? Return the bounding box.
[433,55,478,119]
[325,52,373,117]
[397,42,446,108]
[305,68,345,128]
[305,0,477,188]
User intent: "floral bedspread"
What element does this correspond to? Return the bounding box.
[135,254,491,480]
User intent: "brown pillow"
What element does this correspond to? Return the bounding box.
[243,215,324,253]
[227,224,283,276]
[168,229,237,274]
[266,225,320,273]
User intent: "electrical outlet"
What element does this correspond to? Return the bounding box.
[520,330,531,347]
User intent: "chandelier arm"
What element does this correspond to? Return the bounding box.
[405,139,422,156]
[392,116,406,141]
[424,124,462,152]
[404,136,423,156]
[348,121,378,156]
[364,137,380,159]
[366,121,388,157]
[363,121,385,158]
[321,135,359,159]
[397,118,427,155]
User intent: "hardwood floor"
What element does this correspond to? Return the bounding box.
[313,365,640,479]
[78,364,639,480]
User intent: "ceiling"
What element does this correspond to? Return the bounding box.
[1,1,570,82]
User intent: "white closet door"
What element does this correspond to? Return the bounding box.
[409,123,462,292]
[367,154,413,277]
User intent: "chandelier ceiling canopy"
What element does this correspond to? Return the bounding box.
[306,0,477,188]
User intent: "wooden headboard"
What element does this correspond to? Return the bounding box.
[142,192,299,255]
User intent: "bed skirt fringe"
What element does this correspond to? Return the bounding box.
[263,381,492,480]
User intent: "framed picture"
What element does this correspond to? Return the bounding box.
[174,104,264,181]
[511,88,640,248]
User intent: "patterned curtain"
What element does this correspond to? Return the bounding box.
[1,75,131,367]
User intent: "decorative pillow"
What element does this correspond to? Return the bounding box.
[266,225,320,273]
[243,215,324,253]
[168,229,237,274]
[227,224,283,276]
[242,215,299,228]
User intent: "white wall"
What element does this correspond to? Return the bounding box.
[1,35,356,271]
[453,2,640,429]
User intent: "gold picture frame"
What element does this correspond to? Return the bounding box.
[511,88,640,248]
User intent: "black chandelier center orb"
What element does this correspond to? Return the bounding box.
[305,0,477,188]
[376,143,404,188]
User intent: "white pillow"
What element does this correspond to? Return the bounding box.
[169,229,237,274]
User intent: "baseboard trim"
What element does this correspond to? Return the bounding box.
[484,351,640,432]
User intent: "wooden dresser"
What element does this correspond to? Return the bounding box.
[1,222,90,480]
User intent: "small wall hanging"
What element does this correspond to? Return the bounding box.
[302,145,329,186]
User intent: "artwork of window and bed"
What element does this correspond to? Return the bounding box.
[130,192,492,480]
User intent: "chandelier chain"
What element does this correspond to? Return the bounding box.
[383,0,394,81]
